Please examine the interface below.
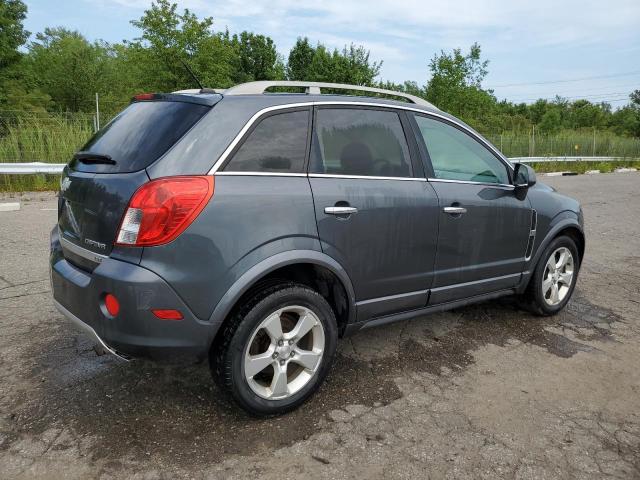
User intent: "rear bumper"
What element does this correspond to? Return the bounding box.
[50,228,215,361]
[53,299,131,361]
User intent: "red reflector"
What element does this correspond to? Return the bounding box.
[134,93,156,101]
[151,309,184,320]
[104,294,120,317]
[116,176,214,247]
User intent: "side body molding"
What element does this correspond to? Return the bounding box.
[206,250,357,336]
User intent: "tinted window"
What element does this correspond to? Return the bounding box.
[78,101,209,173]
[310,108,412,177]
[414,115,509,184]
[224,110,309,173]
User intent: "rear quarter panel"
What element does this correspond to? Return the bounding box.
[139,175,321,320]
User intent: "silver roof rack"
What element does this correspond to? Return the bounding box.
[223,81,436,108]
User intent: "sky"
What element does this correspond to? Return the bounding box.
[23,0,640,107]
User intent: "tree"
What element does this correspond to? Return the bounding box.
[0,0,28,69]
[287,37,314,81]
[231,31,284,82]
[424,43,496,127]
[539,108,562,133]
[130,0,219,90]
[27,28,110,111]
[286,39,381,85]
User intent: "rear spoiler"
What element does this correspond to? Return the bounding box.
[131,92,221,107]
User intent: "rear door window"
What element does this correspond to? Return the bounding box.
[74,101,210,173]
[223,110,310,173]
[310,108,412,177]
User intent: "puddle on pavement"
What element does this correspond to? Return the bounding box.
[3,291,620,467]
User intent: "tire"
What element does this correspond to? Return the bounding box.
[522,235,580,316]
[211,282,338,416]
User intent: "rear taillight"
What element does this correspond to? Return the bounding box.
[116,176,214,247]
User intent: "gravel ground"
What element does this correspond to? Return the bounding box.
[1,173,639,479]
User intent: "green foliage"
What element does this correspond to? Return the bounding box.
[0,0,28,69]
[231,31,284,82]
[424,43,496,124]
[287,37,381,85]
[27,28,114,111]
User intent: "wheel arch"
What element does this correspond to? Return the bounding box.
[518,215,585,293]
[207,250,357,351]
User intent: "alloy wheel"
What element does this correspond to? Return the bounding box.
[542,247,574,306]
[243,306,325,400]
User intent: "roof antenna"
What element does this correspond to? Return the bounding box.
[179,57,204,90]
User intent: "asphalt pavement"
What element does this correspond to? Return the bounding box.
[1,173,639,479]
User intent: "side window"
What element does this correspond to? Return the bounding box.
[224,110,309,173]
[413,115,509,184]
[310,108,412,177]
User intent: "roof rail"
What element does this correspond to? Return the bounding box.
[223,81,436,108]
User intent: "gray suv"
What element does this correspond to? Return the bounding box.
[50,81,584,415]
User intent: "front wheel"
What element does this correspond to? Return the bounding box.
[211,283,338,416]
[523,235,580,316]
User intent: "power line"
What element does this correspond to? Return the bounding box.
[508,91,632,101]
[488,70,640,88]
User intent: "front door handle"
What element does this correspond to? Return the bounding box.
[325,206,358,215]
[443,206,467,215]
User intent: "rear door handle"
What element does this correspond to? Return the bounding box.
[325,206,358,215]
[443,206,467,215]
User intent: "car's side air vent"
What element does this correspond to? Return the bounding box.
[530,209,537,231]
[525,210,537,260]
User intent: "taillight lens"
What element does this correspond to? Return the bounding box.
[116,176,214,247]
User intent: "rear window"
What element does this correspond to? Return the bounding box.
[74,101,209,173]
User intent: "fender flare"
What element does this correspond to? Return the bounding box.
[519,212,584,291]
[206,249,357,335]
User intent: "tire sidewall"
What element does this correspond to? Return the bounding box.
[532,236,580,315]
[228,286,337,416]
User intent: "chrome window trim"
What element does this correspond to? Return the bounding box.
[60,235,108,263]
[208,101,513,175]
[213,171,428,181]
[310,173,427,182]
[215,171,307,177]
[427,177,515,189]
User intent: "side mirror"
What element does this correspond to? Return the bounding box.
[513,162,536,189]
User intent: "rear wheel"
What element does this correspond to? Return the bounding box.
[522,235,580,315]
[211,283,337,416]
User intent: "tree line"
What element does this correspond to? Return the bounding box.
[1,0,639,138]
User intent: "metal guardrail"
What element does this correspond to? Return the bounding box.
[0,157,637,174]
[0,162,66,174]
[511,156,634,163]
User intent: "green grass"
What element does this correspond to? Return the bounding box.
[0,113,639,192]
[485,130,640,158]
[0,113,95,163]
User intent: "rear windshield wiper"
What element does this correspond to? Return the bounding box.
[74,152,116,165]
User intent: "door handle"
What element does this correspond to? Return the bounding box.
[325,206,358,215]
[443,206,467,215]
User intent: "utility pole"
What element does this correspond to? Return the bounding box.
[95,93,100,131]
